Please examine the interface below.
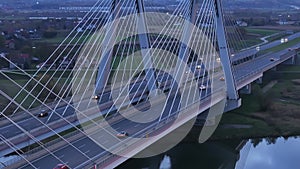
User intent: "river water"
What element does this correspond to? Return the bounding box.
[117,136,300,169]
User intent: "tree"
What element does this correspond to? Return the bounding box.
[0,35,5,48]
[43,31,57,39]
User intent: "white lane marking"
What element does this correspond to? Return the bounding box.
[84,150,90,154]
[102,140,110,145]
[134,124,140,128]
[78,144,86,149]
[59,154,65,158]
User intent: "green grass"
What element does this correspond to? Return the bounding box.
[229,38,263,50]
[278,65,300,72]
[246,28,279,36]
[266,33,286,42]
[212,114,276,139]
[0,71,73,115]
[209,66,300,140]
[37,33,96,44]
[0,79,41,111]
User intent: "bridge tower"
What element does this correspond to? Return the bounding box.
[95,0,158,95]
[214,0,241,111]
[173,0,199,84]
[95,0,121,94]
[135,0,158,93]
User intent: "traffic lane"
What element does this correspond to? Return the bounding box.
[234,52,282,80]
[0,105,75,139]
[1,96,99,140]
[234,32,300,61]
[19,77,213,168]
[1,69,207,139]
[108,81,212,137]
[21,136,106,169]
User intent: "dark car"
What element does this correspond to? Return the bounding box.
[37,110,49,117]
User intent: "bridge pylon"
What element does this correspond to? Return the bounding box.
[95,0,158,96]
[135,0,158,95]
[95,0,121,95]
[214,0,241,111]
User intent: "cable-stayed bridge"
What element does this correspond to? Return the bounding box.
[0,0,299,168]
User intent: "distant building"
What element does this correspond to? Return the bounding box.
[9,53,30,69]
[236,21,248,27]
[278,19,295,25]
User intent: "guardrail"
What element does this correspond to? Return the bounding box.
[235,50,296,89]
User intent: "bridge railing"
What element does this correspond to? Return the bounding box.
[235,50,296,88]
[75,89,226,169]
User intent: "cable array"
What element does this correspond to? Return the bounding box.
[0,0,232,168]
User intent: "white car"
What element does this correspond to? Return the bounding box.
[199,85,206,90]
[117,131,129,138]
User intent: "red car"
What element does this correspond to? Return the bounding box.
[53,164,69,169]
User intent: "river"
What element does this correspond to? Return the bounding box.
[117,136,300,169]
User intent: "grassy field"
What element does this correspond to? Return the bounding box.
[0,70,73,115]
[266,33,287,42]
[203,66,300,140]
[245,28,280,37]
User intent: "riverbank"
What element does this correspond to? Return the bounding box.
[188,65,300,141]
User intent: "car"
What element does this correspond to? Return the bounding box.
[219,77,225,81]
[199,84,206,90]
[117,131,128,138]
[288,48,292,51]
[269,58,275,61]
[92,95,99,100]
[196,65,201,69]
[37,110,49,117]
[53,164,69,169]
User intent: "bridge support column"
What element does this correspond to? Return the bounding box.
[295,49,300,64]
[95,0,121,94]
[135,0,158,94]
[174,0,199,84]
[256,77,263,84]
[271,66,277,71]
[283,55,296,65]
[240,84,252,95]
[224,99,242,112]
[214,0,241,112]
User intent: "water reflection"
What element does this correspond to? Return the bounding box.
[118,140,245,169]
[118,136,300,169]
[238,137,300,169]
